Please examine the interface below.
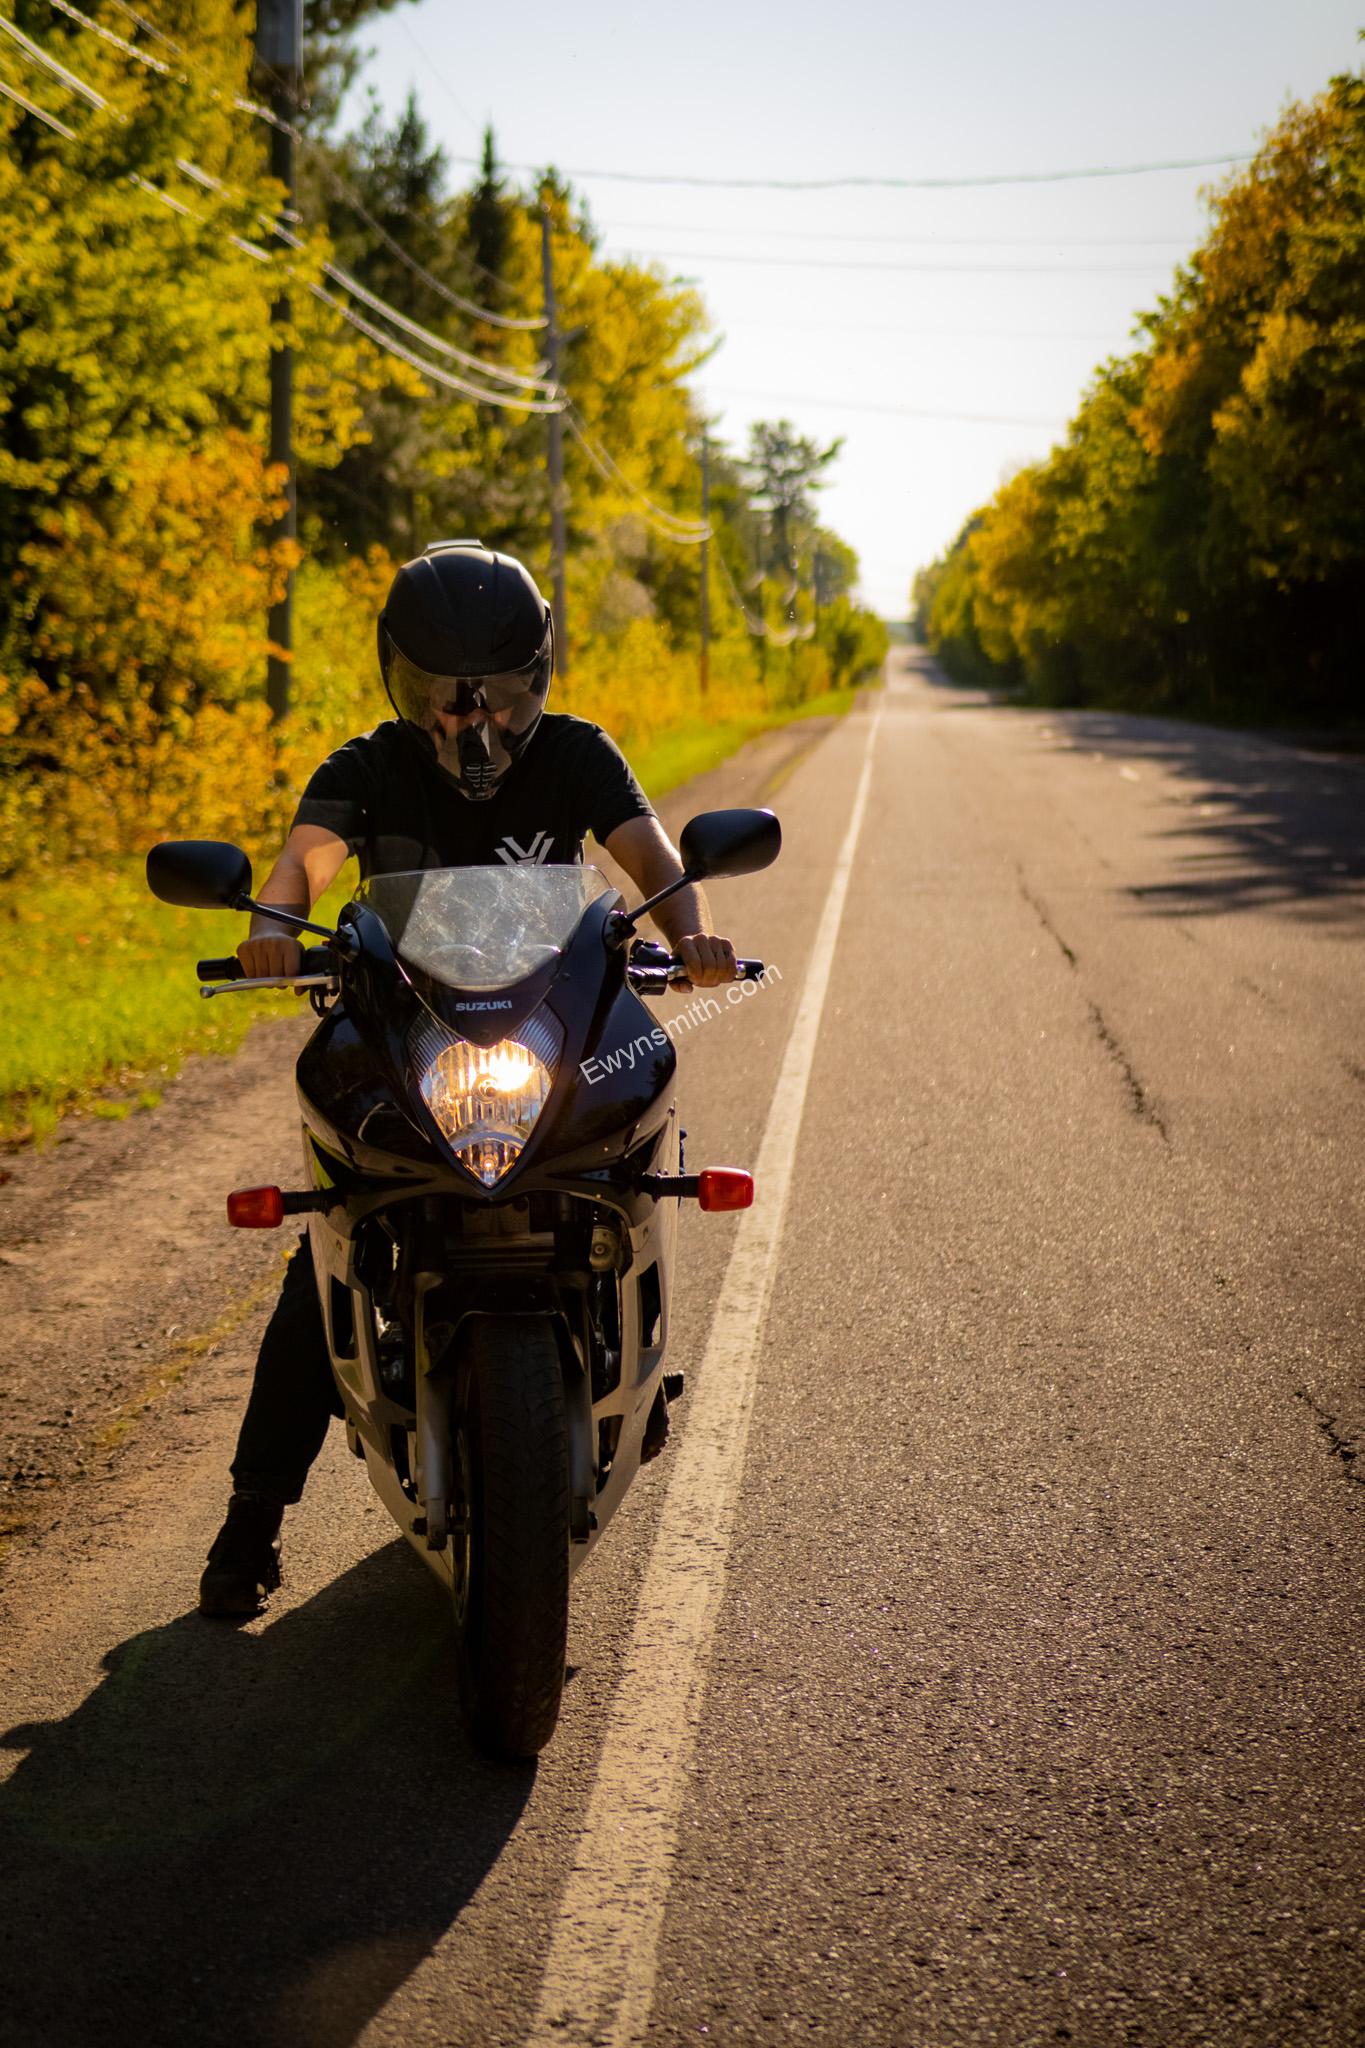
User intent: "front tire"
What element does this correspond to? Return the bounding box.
[452,1316,569,1760]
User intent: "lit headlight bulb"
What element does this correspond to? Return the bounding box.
[420,1036,553,1185]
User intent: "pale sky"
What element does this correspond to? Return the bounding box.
[340,1,1364,617]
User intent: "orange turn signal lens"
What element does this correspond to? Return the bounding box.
[697,1167,754,1212]
[226,1185,285,1229]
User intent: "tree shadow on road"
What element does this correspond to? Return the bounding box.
[1047,710,1365,928]
[0,1540,532,2047]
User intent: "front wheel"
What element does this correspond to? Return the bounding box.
[451,1315,569,1760]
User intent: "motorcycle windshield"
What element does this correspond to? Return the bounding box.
[354,865,615,991]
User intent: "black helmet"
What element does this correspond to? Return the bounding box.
[377,541,554,800]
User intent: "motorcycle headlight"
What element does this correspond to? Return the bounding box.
[411,1018,559,1186]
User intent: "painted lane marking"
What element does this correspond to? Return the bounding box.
[525,710,882,2048]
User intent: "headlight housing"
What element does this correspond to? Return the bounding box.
[411,1014,560,1186]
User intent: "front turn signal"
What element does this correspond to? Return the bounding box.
[227,1185,285,1229]
[697,1167,754,1212]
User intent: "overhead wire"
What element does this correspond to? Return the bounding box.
[0,73,77,137]
[709,387,1069,427]
[1,7,973,577]
[599,219,1197,249]
[0,11,111,108]
[564,406,709,538]
[615,246,1177,277]
[2,23,565,414]
[447,149,1252,192]
[33,0,546,330]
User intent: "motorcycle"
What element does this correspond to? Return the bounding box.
[146,807,780,1758]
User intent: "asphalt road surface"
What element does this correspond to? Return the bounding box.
[1,649,1362,2048]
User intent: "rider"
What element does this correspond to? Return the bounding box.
[200,541,737,1617]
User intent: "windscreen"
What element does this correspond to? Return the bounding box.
[354,865,614,991]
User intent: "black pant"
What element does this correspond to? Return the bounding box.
[230,1235,343,1504]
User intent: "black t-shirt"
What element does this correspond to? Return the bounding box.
[291,714,654,877]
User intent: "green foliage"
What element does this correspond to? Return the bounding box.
[0,5,889,1144]
[915,68,1365,723]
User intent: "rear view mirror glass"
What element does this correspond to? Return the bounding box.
[679,808,782,881]
[145,840,253,910]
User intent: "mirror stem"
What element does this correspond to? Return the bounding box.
[606,868,702,947]
[234,893,339,942]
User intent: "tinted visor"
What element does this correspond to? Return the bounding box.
[384,631,551,730]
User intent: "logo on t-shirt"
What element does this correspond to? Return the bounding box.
[495,830,554,866]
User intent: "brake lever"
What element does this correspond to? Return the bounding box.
[199,975,338,1000]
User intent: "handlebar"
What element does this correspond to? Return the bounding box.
[627,950,766,995]
[196,944,340,999]
[197,945,337,983]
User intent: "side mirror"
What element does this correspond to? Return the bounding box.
[146,840,253,910]
[679,808,782,881]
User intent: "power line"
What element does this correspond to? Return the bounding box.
[394,11,482,141]
[564,407,710,540]
[0,12,111,109]
[306,151,546,332]
[448,150,1251,192]
[0,73,77,137]
[616,247,1177,277]
[1,24,566,416]
[32,0,546,331]
[601,219,1197,249]
[307,277,565,413]
[709,386,1068,427]
[48,0,175,74]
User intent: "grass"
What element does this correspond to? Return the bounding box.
[0,687,860,1150]
[631,686,860,798]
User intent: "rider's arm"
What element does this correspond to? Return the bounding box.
[603,815,737,990]
[237,824,349,977]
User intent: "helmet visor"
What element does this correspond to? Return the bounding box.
[382,624,552,796]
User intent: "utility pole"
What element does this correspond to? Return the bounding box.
[539,197,568,675]
[255,0,301,721]
[699,430,711,698]
[813,546,824,632]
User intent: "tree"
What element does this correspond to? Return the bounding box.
[741,420,843,581]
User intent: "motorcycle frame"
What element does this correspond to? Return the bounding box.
[292,887,681,1589]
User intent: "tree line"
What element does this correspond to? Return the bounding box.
[0,0,886,878]
[912,66,1365,728]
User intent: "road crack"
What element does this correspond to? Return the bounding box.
[1293,1388,1365,1494]
[1017,868,1169,1143]
[1086,1002,1170,1142]
[1016,868,1078,969]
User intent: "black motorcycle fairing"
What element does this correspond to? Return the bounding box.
[405,950,564,1047]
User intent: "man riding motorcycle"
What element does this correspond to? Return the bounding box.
[200,541,738,1617]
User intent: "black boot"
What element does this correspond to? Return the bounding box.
[198,1492,284,1618]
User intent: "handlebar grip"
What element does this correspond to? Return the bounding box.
[736,959,764,981]
[197,956,243,981]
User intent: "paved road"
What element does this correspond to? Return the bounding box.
[1,650,1362,2047]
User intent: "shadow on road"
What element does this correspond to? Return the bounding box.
[898,648,1365,927]
[0,1541,531,2047]
[1052,711,1365,927]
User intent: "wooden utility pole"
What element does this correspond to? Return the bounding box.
[255,0,301,721]
[699,430,711,698]
[539,198,568,674]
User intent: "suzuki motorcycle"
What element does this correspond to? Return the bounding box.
[146,808,780,1758]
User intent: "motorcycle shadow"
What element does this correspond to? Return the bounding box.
[0,1539,533,2047]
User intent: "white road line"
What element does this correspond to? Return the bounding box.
[525,709,882,2048]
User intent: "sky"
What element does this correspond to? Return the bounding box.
[340,1,1364,617]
